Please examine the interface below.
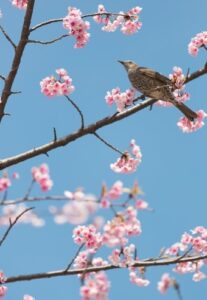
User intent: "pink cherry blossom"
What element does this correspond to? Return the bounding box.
[31,163,53,192]
[177,110,207,133]
[110,139,142,174]
[129,271,150,287]
[73,225,102,252]
[0,286,7,298]
[23,295,35,300]
[94,5,142,35]
[63,7,90,48]
[103,206,141,247]
[109,244,136,267]
[12,0,28,9]
[192,271,206,282]
[0,272,6,284]
[80,271,110,300]
[188,31,207,56]
[135,199,149,210]
[40,69,74,97]
[0,176,11,192]
[157,66,190,107]
[105,87,136,112]
[157,273,172,294]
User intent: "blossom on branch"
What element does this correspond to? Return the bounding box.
[12,0,28,9]
[105,87,136,112]
[80,271,110,300]
[177,110,207,133]
[73,224,102,252]
[157,273,172,294]
[93,5,142,35]
[110,139,142,174]
[63,7,90,48]
[188,31,207,56]
[40,69,75,97]
[31,164,53,192]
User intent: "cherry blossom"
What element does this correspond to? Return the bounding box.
[94,5,142,35]
[0,286,7,298]
[103,206,141,247]
[40,68,75,97]
[129,270,150,287]
[31,163,53,192]
[12,0,28,9]
[23,295,35,300]
[105,87,136,112]
[73,225,102,252]
[110,139,142,174]
[157,273,172,294]
[135,199,149,210]
[188,31,207,56]
[109,244,136,267]
[192,271,206,282]
[80,271,110,300]
[63,7,90,48]
[157,66,190,107]
[177,110,207,133]
[0,176,11,192]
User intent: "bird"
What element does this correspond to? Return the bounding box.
[118,60,197,121]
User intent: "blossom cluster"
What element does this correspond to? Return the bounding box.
[164,226,207,281]
[73,224,102,252]
[40,68,74,97]
[188,31,207,56]
[177,109,207,133]
[12,0,28,9]
[0,271,7,298]
[31,163,53,192]
[105,87,136,112]
[93,5,142,35]
[157,66,190,107]
[63,7,90,48]
[157,273,173,294]
[103,206,142,247]
[50,188,98,225]
[110,139,142,174]
[80,271,110,300]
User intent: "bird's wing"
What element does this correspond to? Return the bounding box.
[137,67,172,85]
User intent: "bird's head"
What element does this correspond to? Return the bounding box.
[118,60,137,71]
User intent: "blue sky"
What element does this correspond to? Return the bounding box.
[0,0,207,299]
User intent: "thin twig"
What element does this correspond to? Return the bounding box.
[93,132,123,155]
[0,207,34,247]
[30,13,137,32]
[65,96,85,130]
[65,244,84,272]
[0,25,16,49]
[28,34,70,45]
[23,179,35,200]
[0,75,6,81]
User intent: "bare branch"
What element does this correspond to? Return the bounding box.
[0,97,157,170]
[0,25,16,49]
[185,62,207,83]
[65,96,85,130]
[65,244,84,272]
[0,207,34,247]
[93,132,124,155]
[0,0,35,122]
[5,253,207,284]
[28,34,70,45]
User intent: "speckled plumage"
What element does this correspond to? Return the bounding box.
[119,60,197,121]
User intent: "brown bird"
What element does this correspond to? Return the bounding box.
[118,60,197,121]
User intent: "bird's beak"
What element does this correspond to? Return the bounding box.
[118,60,125,65]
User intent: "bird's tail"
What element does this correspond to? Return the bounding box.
[174,101,197,121]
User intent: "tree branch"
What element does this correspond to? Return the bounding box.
[0,25,16,49]
[5,254,207,284]
[0,0,35,122]
[0,207,34,247]
[28,34,70,45]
